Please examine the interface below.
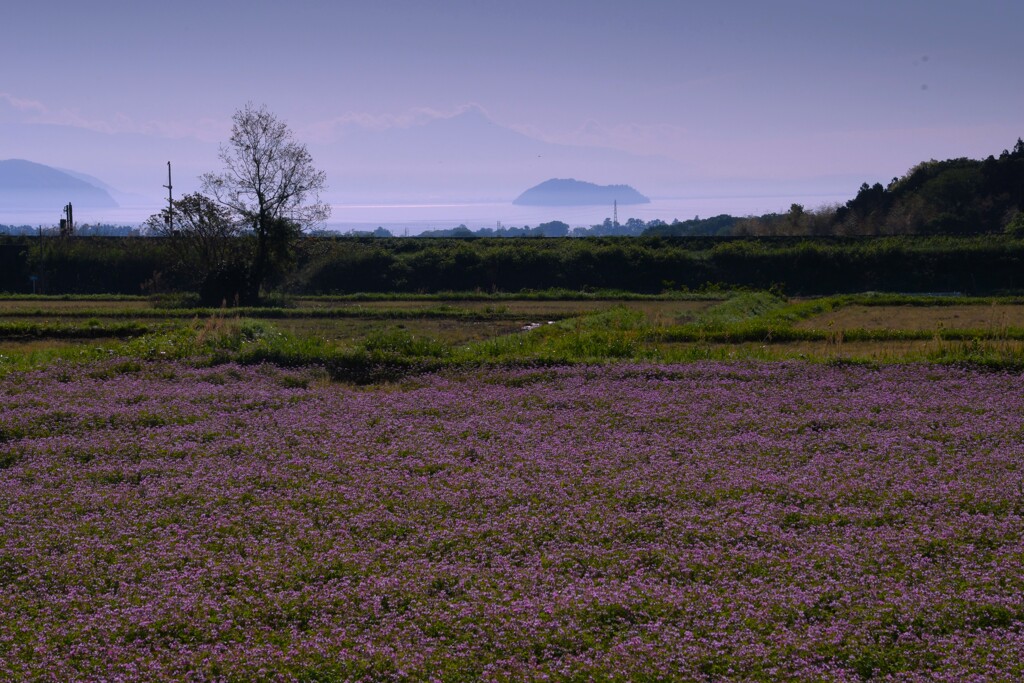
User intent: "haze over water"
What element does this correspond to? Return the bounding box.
[1,194,851,235]
[324,194,851,234]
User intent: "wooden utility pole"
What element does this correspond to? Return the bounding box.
[163,161,173,229]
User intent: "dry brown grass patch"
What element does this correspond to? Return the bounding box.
[798,304,1024,331]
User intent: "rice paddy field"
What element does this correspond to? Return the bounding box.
[2,292,1024,680]
[796,304,1024,332]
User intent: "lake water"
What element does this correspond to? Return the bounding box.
[1,194,850,234]
[326,194,849,234]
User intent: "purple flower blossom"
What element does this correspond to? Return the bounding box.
[0,361,1022,680]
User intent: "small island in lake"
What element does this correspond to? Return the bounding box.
[512,178,650,206]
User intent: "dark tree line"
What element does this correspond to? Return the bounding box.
[6,234,1024,297]
[731,139,1024,237]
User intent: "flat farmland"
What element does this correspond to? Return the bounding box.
[0,297,716,360]
[0,297,151,314]
[0,338,113,355]
[797,303,1024,331]
[2,292,1024,679]
[648,338,1024,362]
[273,317,526,346]
[4,291,1024,371]
[292,297,714,321]
[1,362,1022,680]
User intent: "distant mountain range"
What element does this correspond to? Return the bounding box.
[0,110,684,207]
[513,179,650,206]
[0,107,857,213]
[293,106,685,203]
[0,159,119,211]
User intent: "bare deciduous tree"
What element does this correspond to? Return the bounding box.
[202,103,329,302]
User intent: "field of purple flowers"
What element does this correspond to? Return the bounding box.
[1,361,1023,681]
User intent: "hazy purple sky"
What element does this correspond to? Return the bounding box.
[2,0,1022,209]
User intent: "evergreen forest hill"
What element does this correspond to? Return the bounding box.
[729,138,1024,237]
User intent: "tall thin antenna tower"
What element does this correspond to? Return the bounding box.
[163,162,173,229]
[613,200,618,228]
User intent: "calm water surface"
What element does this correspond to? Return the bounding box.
[1,194,849,234]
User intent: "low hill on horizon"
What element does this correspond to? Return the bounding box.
[513,178,651,206]
[0,159,119,211]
